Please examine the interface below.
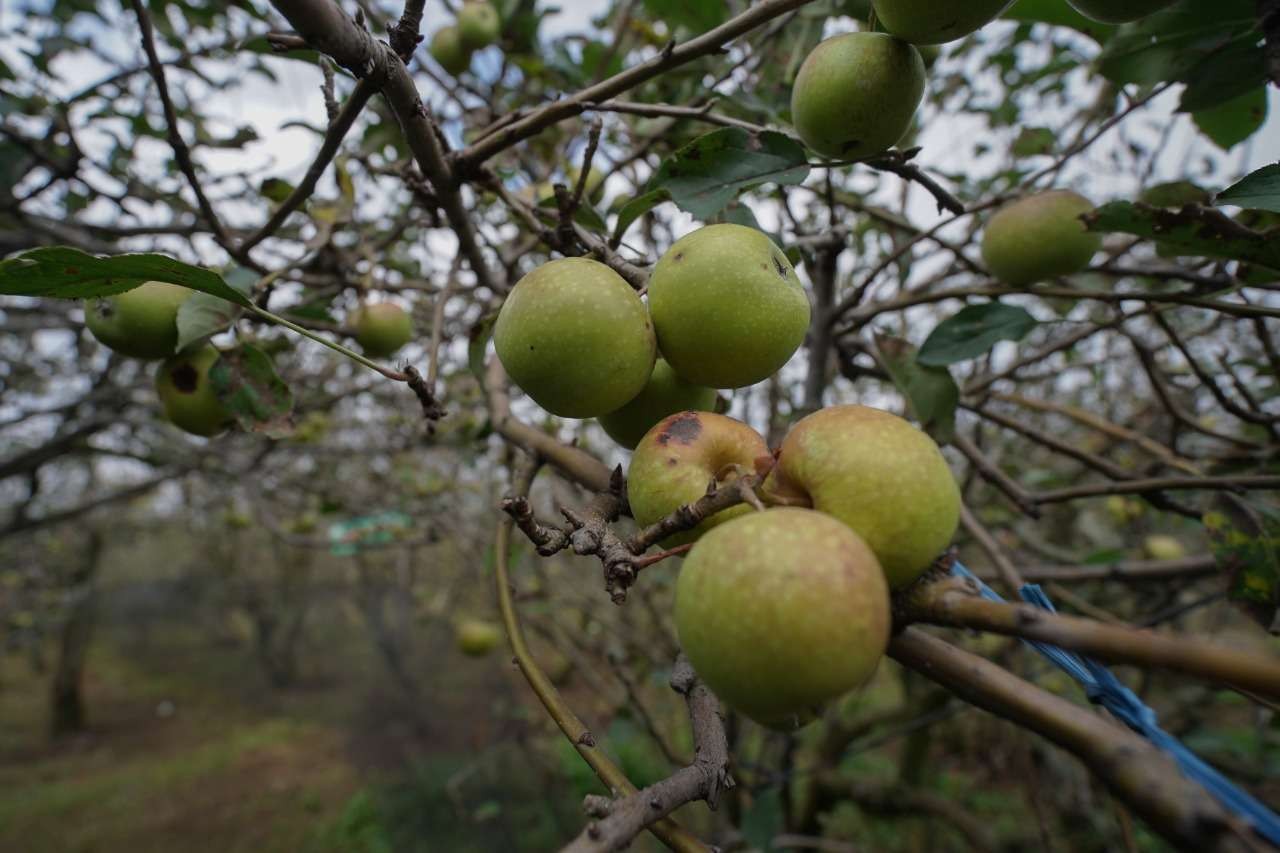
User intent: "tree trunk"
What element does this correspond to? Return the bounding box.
[50,530,103,737]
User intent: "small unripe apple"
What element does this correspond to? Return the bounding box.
[871,0,1014,45]
[457,2,501,50]
[647,224,809,389]
[430,26,471,75]
[763,405,959,588]
[981,190,1101,286]
[627,411,769,546]
[352,303,413,358]
[597,358,718,450]
[675,507,890,729]
[1105,495,1144,524]
[1065,0,1175,23]
[84,281,191,360]
[790,32,925,160]
[456,618,503,656]
[155,345,234,437]
[1143,534,1186,561]
[494,257,656,418]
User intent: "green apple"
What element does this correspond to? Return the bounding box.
[1105,495,1144,524]
[675,507,890,729]
[762,405,959,588]
[647,224,809,389]
[494,257,656,417]
[598,359,718,450]
[430,26,471,75]
[1065,0,1175,23]
[871,0,1014,44]
[981,190,1101,286]
[1143,534,1186,561]
[155,345,233,437]
[84,281,191,360]
[790,32,926,160]
[457,1,501,49]
[353,303,413,358]
[456,618,503,656]
[627,411,769,546]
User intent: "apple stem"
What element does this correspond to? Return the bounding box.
[246,303,409,381]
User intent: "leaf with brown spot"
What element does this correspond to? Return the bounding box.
[208,344,294,438]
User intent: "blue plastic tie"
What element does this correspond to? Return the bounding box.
[950,559,1280,846]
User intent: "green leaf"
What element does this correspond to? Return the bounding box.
[1084,201,1280,270]
[208,344,294,437]
[646,128,809,221]
[1011,127,1055,158]
[260,177,296,203]
[1215,163,1280,213]
[535,193,608,232]
[610,189,670,248]
[874,332,958,443]
[739,786,784,852]
[1177,40,1267,113]
[0,247,254,306]
[176,292,240,351]
[468,311,499,389]
[917,303,1039,367]
[642,0,727,35]
[1192,86,1267,151]
[1002,0,1117,42]
[1097,1,1257,88]
[1202,496,1280,632]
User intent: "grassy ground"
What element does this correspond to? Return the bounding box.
[0,594,631,852]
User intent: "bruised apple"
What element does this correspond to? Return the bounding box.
[155,345,234,437]
[597,358,718,450]
[626,411,768,546]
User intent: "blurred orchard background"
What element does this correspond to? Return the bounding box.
[1,0,1279,850]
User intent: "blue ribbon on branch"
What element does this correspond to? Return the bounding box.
[950,559,1280,845]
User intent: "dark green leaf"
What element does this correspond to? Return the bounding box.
[468,311,499,389]
[610,189,670,248]
[1202,496,1280,631]
[1215,164,1280,213]
[260,177,296,203]
[1097,1,1256,87]
[1192,87,1267,151]
[1011,127,1055,158]
[1084,201,1280,269]
[874,333,958,443]
[917,303,1039,367]
[536,193,608,232]
[642,0,727,35]
[0,247,254,305]
[1002,0,1117,42]
[176,292,240,351]
[647,128,809,220]
[1178,40,1267,113]
[208,344,294,437]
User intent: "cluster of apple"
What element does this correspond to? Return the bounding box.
[625,405,960,728]
[83,285,413,437]
[493,222,810,447]
[428,1,501,76]
[790,0,1173,168]
[789,1,1186,287]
